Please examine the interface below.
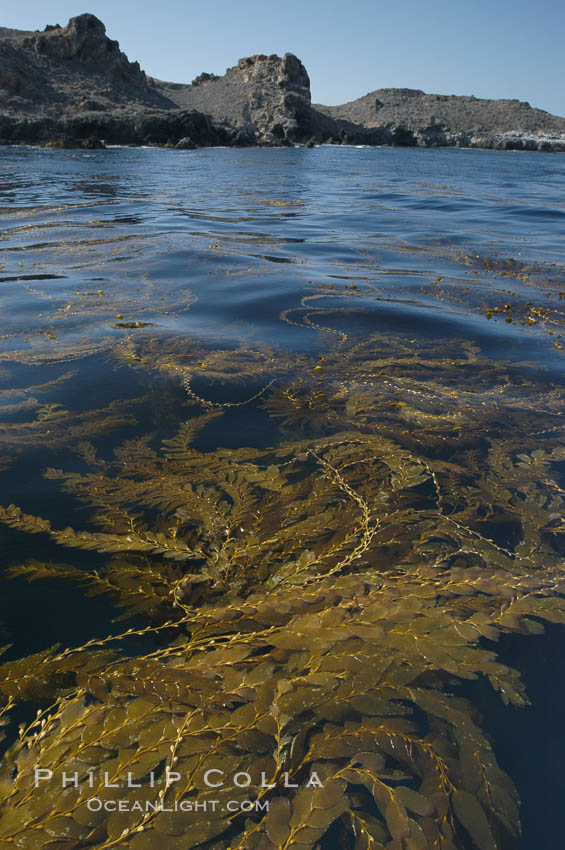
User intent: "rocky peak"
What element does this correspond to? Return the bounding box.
[17,13,149,91]
[22,14,118,62]
[233,52,310,105]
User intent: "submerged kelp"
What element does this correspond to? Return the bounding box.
[0,331,564,850]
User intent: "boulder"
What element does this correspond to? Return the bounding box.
[175,136,196,149]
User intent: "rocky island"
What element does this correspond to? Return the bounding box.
[1,12,564,151]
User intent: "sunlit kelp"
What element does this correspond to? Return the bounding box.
[329,237,565,352]
[0,329,563,850]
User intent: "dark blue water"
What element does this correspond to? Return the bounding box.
[1,146,563,365]
[0,145,564,848]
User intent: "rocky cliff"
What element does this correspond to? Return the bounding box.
[1,13,564,151]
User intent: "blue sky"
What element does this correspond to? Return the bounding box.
[4,0,564,116]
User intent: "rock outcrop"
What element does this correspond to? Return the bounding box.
[1,13,564,151]
[153,52,312,144]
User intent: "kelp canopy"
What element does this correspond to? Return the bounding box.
[0,316,563,850]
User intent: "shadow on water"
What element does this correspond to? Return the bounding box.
[462,626,565,850]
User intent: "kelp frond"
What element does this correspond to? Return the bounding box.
[0,332,563,849]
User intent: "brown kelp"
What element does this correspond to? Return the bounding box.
[0,330,563,850]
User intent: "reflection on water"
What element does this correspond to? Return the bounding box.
[0,146,563,850]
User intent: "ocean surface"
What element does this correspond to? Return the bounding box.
[0,145,564,849]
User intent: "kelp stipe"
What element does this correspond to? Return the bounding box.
[0,333,563,849]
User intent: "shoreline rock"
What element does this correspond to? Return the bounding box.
[1,13,564,151]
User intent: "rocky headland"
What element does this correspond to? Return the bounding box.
[1,13,564,151]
